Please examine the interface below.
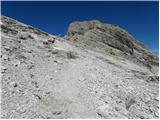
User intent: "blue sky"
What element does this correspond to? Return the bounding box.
[1,1,159,55]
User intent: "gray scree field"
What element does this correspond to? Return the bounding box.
[1,16,159,119]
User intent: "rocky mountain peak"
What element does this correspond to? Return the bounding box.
[67,20,158,70]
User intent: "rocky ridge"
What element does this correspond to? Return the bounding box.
[67,20,158,72]
[1,16,159,119]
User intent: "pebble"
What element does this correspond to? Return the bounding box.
[4,46,11,51]
[52,111,62,115]
[2,66,7,70]
[2,54,9,60]
[154,97,159,101]
[2,66,7,73]
[12,60,21,67]
[142,94,151,103]
[10,82,18,88]
[13,83,18,87]
[154,112,159,117]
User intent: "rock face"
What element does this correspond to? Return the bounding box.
[1,16,159,119]
[67,20,158,70]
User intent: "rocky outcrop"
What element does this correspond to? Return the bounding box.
[67,20,158,70]
[1,15,49,37]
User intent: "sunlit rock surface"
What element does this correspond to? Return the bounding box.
[1,16,159,119]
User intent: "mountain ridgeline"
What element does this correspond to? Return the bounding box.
[66,20,158,70]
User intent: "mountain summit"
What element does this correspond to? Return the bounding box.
[67,20,158,71]
[1,16,159,119]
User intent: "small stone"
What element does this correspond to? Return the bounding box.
[67,51,77,59]
[115,106,120,111]
[138,112,150,119]
[10,82,18,88]
[19,89,25,94]
[19,35,27,40]
[125,97,136,110]
[97,112,103,117]
[140,116,145,119]
[46,91,51,94]
[17,106,27,113]
[4,46,11,51]
[54,60,58,63]
[52,111,62,115]
[97,105,108,118]
[30,74,34,78]
[27,64,34,70]
[48,38,55,43]
[34,94,41,100]
[2,54,9,60]
[147,76,159,83]
[142,94,151,103]
[2,66,7,70]
[13,83,18,87]
[43,41,49,45]
[155,97,159,101]
[31,81,38,88]
[12,60,21,67]
[154,112,159,117]
[2,66,7,73]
